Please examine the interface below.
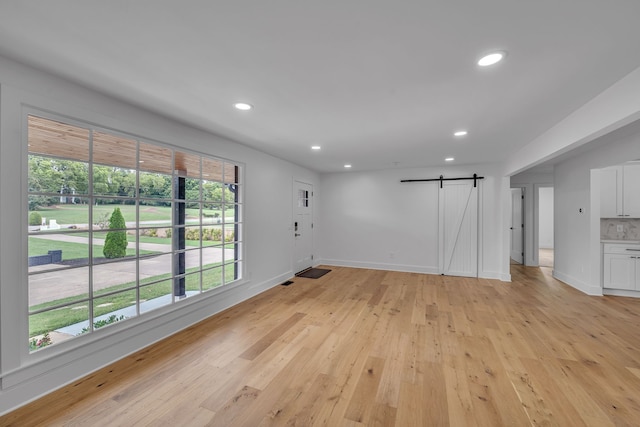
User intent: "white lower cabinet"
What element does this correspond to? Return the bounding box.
[603,244,640,290]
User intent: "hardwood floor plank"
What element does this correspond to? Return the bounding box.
[402,323,432,383]
[459,335,532,426]
[229,347,318,427]
[395,361,449,426]
[540,358,616,425]
[628,367,640,380]
[207,385,261,426]
[518,357,589,426]
[198,358,253,412]
[442,356,478,427]
[367,283,388,307]
[375,333,408,407]
[560,359,640,426]
[258,373,334,426]
[238,312,307,360]
[3,264,640,426]
[344,356,386,423]
[243,322,317,390]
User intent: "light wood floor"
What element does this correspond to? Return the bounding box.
[539,248,554,268]
[3,265,640,426]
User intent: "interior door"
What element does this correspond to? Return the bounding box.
[439,180,478,277]
[293,181,313,274]
[510,188,524,264]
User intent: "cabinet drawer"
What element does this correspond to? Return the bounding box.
[603,244,640,254]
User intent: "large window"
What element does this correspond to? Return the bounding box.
[27,114,242,351]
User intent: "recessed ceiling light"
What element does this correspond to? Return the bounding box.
[478,51,506,67]
[234,102,253,111]
[344,164,352,168]
[311,145,321,150]
[445,157,455,162]
[454,130,468,137]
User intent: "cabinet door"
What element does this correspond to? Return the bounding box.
[623,164,640,218]
[600,166,622,218]
[603,254,636,290]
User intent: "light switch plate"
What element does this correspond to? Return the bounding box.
[617,224,624,232]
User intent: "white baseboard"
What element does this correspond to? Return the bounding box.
[479,271,511,281]
[320,259,511,282]
[553,270,603,296]
[248,271,292,291]
[320,258,439,275]
[603,288,640,298]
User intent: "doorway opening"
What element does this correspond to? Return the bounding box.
[538,186,554,268]
[510,188,524,264]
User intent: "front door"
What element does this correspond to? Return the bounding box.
[439,180,478,277]
[293,181,313,274]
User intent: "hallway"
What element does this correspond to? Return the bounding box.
[539,248,554,268]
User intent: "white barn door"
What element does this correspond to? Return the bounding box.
[438,180,478,277]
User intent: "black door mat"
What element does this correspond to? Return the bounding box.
[295,268,331,279]
[280,280,294,286]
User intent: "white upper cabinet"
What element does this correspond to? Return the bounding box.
[623,164,640,217]
[600,166,622,217]
[600,163,640,218]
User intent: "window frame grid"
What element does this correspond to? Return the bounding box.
[26,112,244,350]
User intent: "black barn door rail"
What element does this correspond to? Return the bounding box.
[400,173,484,188]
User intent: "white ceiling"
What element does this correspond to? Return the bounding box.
[1,1,640,173]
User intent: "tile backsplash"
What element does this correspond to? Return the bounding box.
[601,218,640,240]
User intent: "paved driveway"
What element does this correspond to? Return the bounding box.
[28,234,234,305]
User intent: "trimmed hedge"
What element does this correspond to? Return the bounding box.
[103,208,128,258]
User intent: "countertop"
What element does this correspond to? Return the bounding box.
[601,239,640,244]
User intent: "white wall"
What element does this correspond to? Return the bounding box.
[318,164,508,280]
[0,55,319,415]
[553,118,640,296]
[538,187,554,249]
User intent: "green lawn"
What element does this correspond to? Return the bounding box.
[29,237,157,259]
[30,204,222,226]
[29,264,235,337]
[33,232,227,249]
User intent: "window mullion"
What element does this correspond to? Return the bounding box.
[88,128,95,333]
